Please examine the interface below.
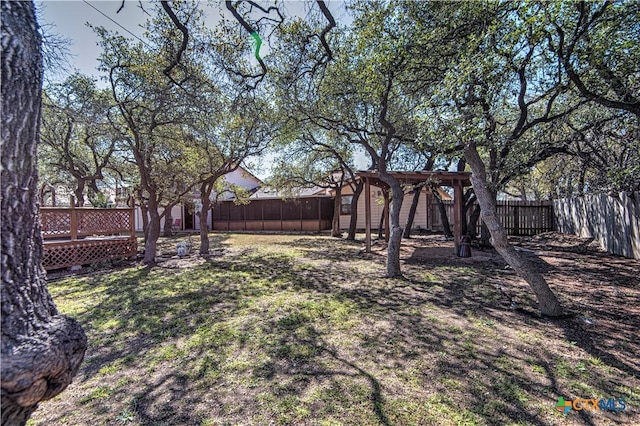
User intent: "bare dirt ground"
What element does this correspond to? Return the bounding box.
[392,232,640,376]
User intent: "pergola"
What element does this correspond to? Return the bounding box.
[357,170,473,255]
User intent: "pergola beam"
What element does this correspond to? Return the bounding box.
[358,171,472,255]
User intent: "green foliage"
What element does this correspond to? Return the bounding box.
[40,73,120,205]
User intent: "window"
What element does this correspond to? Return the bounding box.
[340,195,353,215]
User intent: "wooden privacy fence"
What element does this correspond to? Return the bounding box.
[439,200,554,236]
[554,192,640,259]
[485,200,554,236]
[41,207,137,270]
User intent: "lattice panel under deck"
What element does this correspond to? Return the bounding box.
[41,211,72,237]
[43,238,137,270]
[77,210,132,235]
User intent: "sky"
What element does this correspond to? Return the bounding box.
[35,1,365,178]
[37,0,222,80]
[36,1,349,81]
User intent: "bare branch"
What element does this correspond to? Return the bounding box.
[160,1,189,81]
[316,0,336,63]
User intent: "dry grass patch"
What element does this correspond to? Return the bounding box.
[29,232,639,425]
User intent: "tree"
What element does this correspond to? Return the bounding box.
[268,2,431,276]
[411,1,578,315]
[96,4,213,264]
[545,1,639,118]
[191,95,273,255]
[40,73,120,206]
[504,107,639,197]
[1,2,87,424]
[269,123,360,238]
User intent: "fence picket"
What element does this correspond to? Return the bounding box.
[554,192,639,259]
[440,200,553,236]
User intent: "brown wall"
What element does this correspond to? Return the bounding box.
[212,197,334,232]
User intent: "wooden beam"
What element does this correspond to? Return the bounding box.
[69,198,77,240]
[453,179,464,256]
[365,177,371,253]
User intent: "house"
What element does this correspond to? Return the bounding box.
[133,167,263,232]
[211,171,458,234]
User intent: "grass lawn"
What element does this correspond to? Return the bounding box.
[29,233,639,425]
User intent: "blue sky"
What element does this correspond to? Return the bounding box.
[37,1,154,79]
[36,1,348,80]
[35,1,363,178]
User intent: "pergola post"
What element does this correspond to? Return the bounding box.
[453,179,464,256]
[365,177,371,253]
[356,170,471,257]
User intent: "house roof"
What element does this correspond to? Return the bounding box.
[250,186,331,200]
[356,170,472,188]
[235,165,265,186]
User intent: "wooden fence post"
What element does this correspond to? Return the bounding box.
[69,196,77,240]
[129,206,136,238]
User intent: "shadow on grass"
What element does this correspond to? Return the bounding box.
[40,234,639,425]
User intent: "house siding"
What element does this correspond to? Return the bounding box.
[338,186,451,231]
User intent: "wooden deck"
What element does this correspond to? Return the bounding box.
[41,207,137,270]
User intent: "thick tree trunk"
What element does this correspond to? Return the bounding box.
[432,188,453,238]
[73,180,85,207]
[199,189,212,255]
[332,187,342,237]
[346,181,363,241]
[480,222,491,247]
[163,203,175,237]
[461,189,473,235]
[140,202,150,239]
[143,197,161,264]
[379,174,404,277]
[1,3,87,424]
[464,144,562,316]
[403,187,421,238]
[383,190,390,242]
[468,203,481,239]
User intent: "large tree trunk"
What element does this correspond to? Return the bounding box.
[379,174,404,277]
[139,202,150,238]
[1,3,87,424]
[467,203,481,239]
[73,179,85,207]
[461,189,473,235]
[346,181,363,241]
[163,203,176,237]
[199,184,212,255]
[464,144,562,316]
[332,186,342,237]
[143,196,161,264]
[403,187,421,238]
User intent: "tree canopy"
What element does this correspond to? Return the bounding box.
[38,0,639,313]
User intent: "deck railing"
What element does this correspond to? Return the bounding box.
[41,207,136,239]
[41,206,137,270]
